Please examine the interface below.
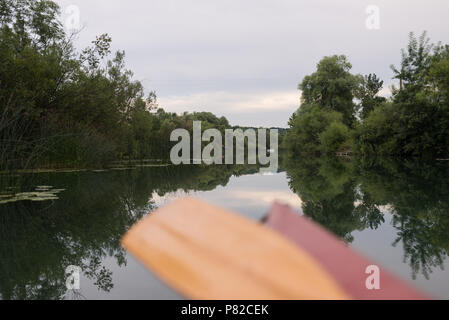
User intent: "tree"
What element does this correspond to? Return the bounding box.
[319,121,352,154]
[300,55,359,126]
[283,104,348,155]
[391,32,433,102]
[357,32,449,157]
[284,55,358,155]
[355,102,400,155]
[355,73,386,119]
[0,0,242,169]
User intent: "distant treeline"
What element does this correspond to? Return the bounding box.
[283,32,449,158]
[0,0,264,170]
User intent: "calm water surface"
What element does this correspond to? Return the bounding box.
[1,158,449,299]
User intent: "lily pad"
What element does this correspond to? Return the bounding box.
[0,186,66,205]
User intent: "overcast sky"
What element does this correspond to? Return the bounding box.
[55,0,449,127]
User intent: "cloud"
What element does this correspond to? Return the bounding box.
[54,0,449,127]
[151,189,303,212]
[226,190,303,209]
[378,86,393,98]
[160,90,300,113]
[159,90,300,127]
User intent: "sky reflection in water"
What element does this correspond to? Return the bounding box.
[1,159,449,299]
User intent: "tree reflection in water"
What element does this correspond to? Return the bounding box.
[0,164,258,299]
[284,156,449,279]
[1,158,449,299]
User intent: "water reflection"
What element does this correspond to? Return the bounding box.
[1,158,449,299]
[283,157,449,280]
[358,159,449,279]
[0,165,258,299]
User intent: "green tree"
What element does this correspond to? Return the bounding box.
[357,32,449,157]
[319,121,352,154]
[355,102,400,155]
[284,104,345,155]
[355,73,386,119]
[300,55,359,126]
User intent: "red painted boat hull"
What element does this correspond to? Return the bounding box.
[265,202,429,300]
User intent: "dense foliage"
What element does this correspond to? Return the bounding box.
[3,0,447,168]
[284,32,449,158]
[0,0,232,170]
[284,55,360,155]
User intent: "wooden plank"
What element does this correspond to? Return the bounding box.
[265,202,429,300]
[122,197,350,300]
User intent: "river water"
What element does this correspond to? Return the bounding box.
[1,158,448,299]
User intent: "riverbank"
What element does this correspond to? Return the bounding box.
[0,159,172,175]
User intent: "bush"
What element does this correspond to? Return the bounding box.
[283,104,347,156]
[319,121,352,154]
